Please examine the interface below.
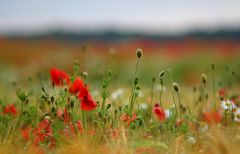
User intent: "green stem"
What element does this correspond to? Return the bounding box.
[148,79,155,125]
[129,58,140,116]
[159,79,163,108]
[101,97,106,115]
[172,93,178,121]
[212,69,216,109]
[177,92,182,121]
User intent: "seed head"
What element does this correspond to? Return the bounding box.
[172,82,179,92]
[136,48,143,58]
[201,73,207,84]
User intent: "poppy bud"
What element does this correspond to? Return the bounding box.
[108,69,112,77]
[139,119,143,127]
[193,86,197,92]
[106,104,111,110]
[25,99,29,104]
[136,85,140,90]
[172,82,179,92]
[70,101,74,108]
[159,71,165,79]
[136,48,142,58]
[70,96,75,104]
[83,71,88,79]
[51,96,54,103]
[73,60,80,73]
[51,107,56,113]
[211,64,215,70]
[201,73,207,84]
[41,87,46,93]
[118,106,122,111]
[44,115,51,121]
[152,77,155,83]
[134,78,138,85]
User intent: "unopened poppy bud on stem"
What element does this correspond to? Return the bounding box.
[211,64,215,70]
[108,69,112,77]
[201,73,207,84]
[136,48,142,58]
[152,77,155,83]
[83,71,88,79]
[172,82,179,92]
[159,71,165,79]
[134,78,138,85]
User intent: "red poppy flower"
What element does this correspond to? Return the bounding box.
[88,129,96,136]
[57,108,63,118]
[69,77,84,94]
[4,104,17,117]
[76,120,84,133]
[153,106,166,121]
[50,68,70,86]
[175,118,186,127]
[62,120,84,137]
[33,119,55,147]
[78,85,90,99]
[21,126,32,140]
[219,88,226,97]
[81,95,97,111]
[63,108,70,124]
[78,86,97,111]
[120,113,137,126]
[203,110,221,124]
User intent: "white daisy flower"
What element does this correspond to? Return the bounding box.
[111,88,124,100]
[138,90,144,98]
[155,85,167,92]
[234,108,240,123]
[139,103,148,110]
[188,136,197,144]
[92,90,100,97]
[220,100,236,110]
[164,109,172,119]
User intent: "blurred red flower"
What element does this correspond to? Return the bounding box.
[219,88,226,98]
[50,68,70,86]
[78,86,97,111]
[76,120,84,133]
[63,108,70,124]
[62,120,84,137]
[69,77,84,94]
[33,119,55,147]
[120,113,137,126]
[4,104,17,117]
[21,126,32,140]
[153,106,166,121]
[203,110,221,124]
[175,118,186,127]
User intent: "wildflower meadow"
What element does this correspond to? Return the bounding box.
[0,46,240,154]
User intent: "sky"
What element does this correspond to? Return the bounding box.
[0,0,240,34]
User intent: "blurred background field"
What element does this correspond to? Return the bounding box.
[0,0,240,100]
